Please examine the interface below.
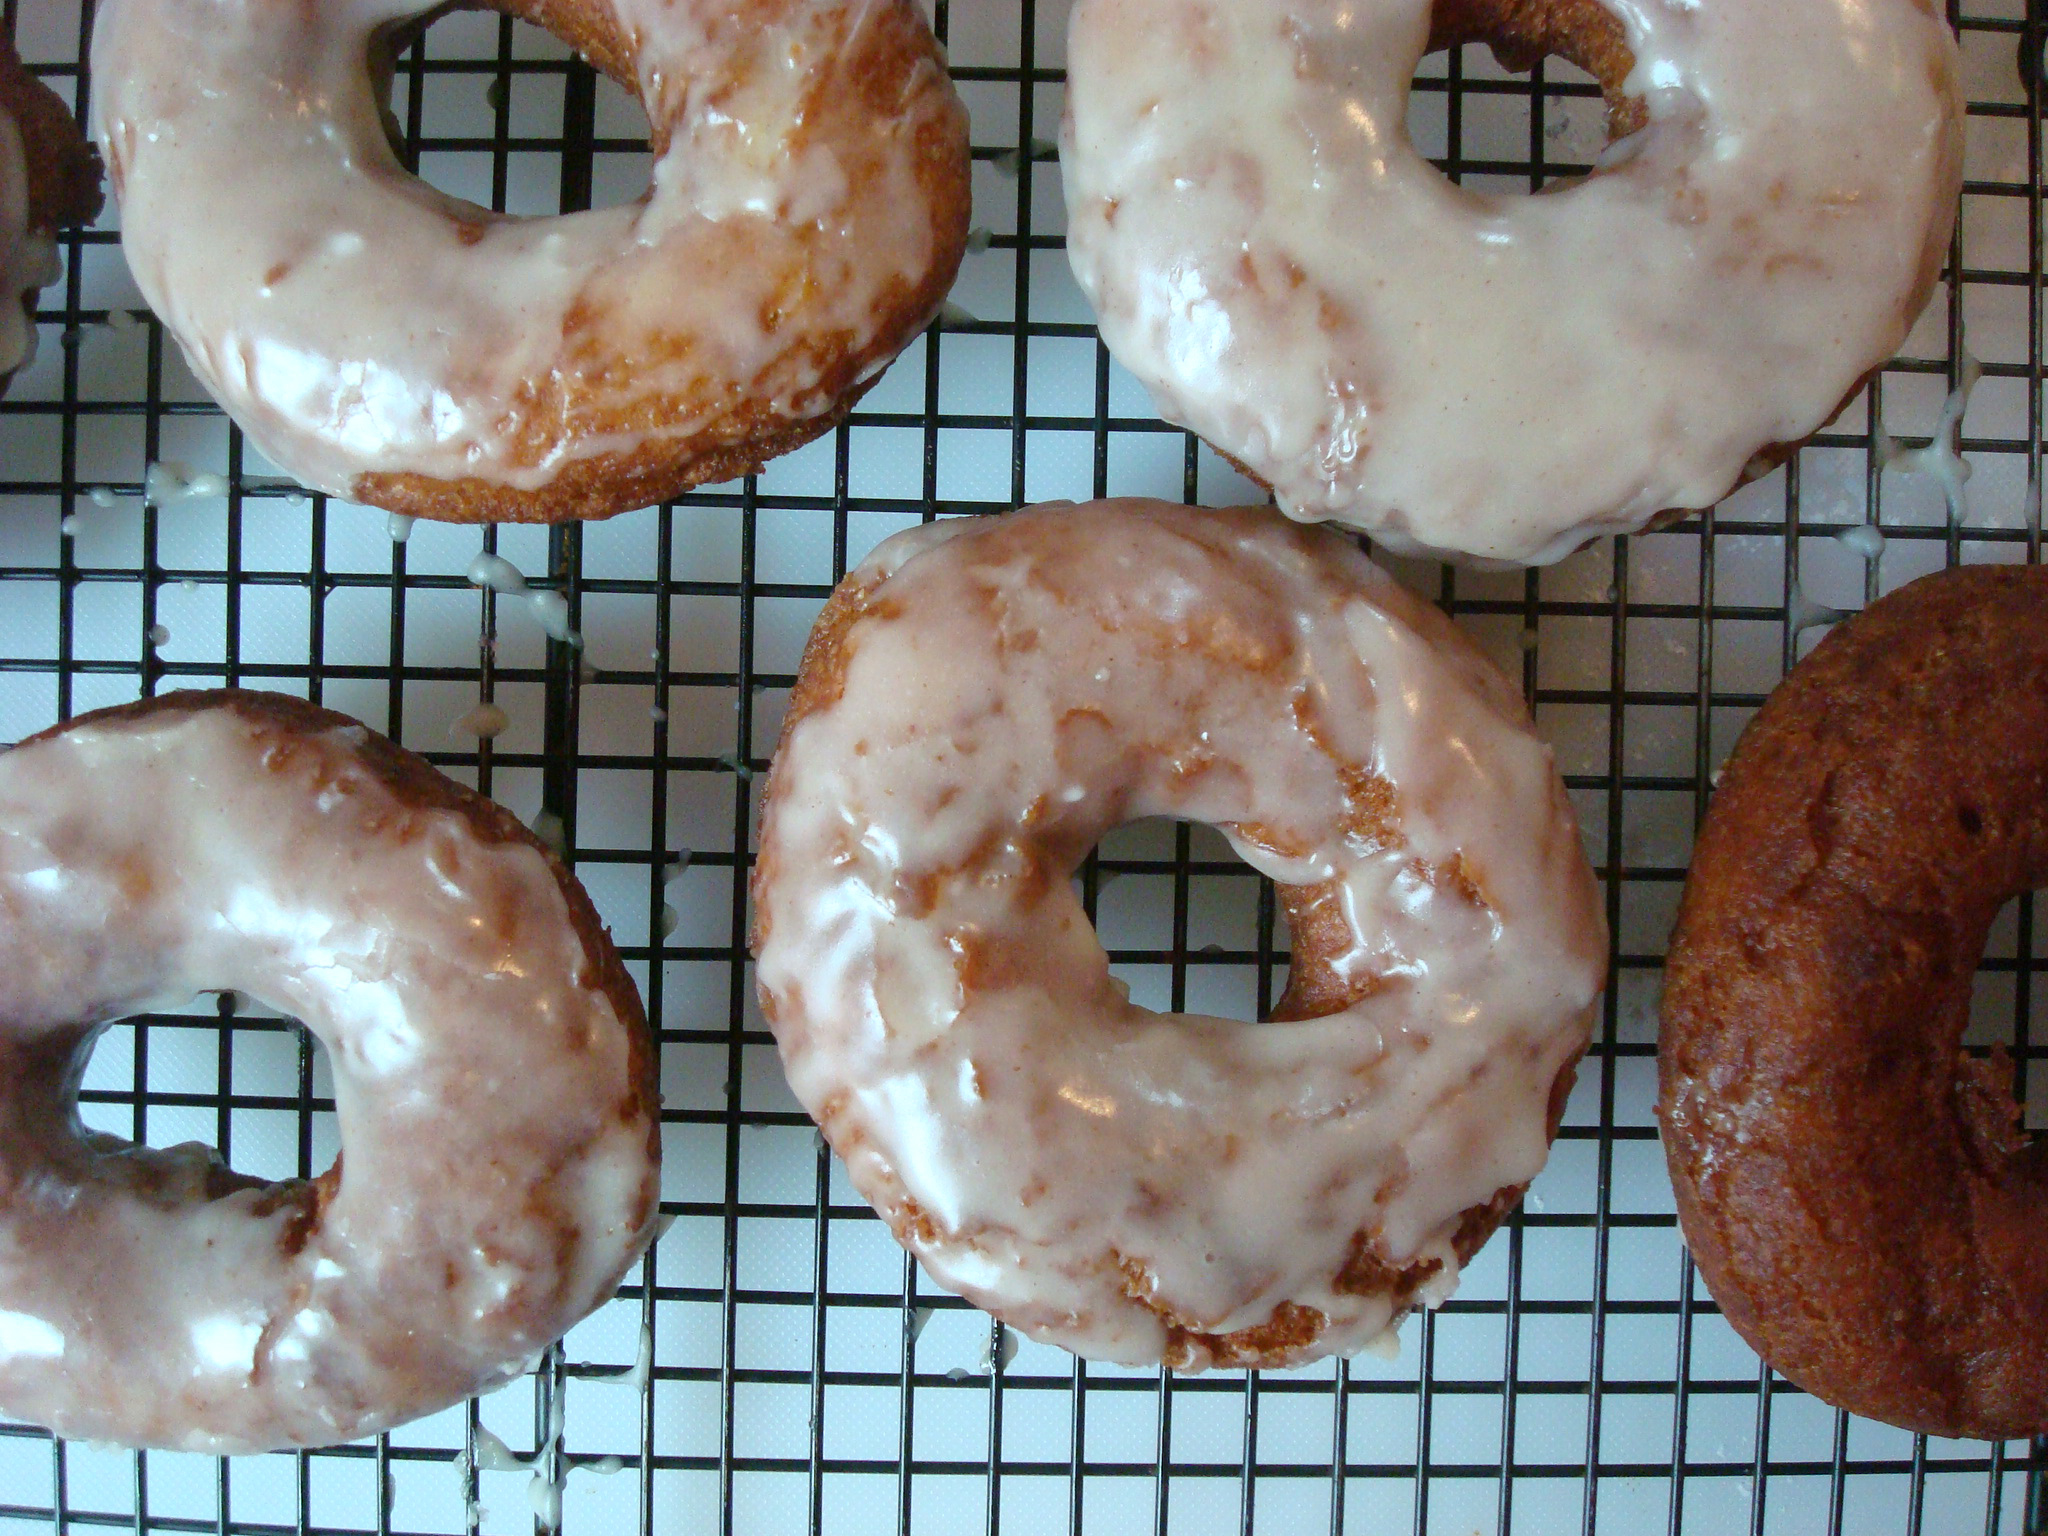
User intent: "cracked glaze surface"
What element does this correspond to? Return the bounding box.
[1062,0,1963,565]
[753,501,1606,1367]
[0,693,658,1452]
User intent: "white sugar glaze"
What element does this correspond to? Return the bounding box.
[1062,0,1964,565]
[0,694,658,1452]
[91,0,962,502]
[0,105,56,378]
[753,501,1606,1366]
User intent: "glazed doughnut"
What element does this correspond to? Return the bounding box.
[1660,566,2048,1440]
[1061,0,1964,565]
[90,0,969,523]
[0,691,659,1453]
[752,500,1606,1368]
[0,37,101,387]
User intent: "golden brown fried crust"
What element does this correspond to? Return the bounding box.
[1141,1050,1577,1370]
[23,690,661,1185]
[0,37,102,234]
[1428,0,1646,136]
[755,531,1578,1371]
[491,0,638,92]
[748,559,894,958]
[359,366,897,525]
[355,0,970,526]
[1659,566,2048,1441]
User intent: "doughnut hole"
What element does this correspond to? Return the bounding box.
[73,994,340,1190]
[1416,0,1645,185]
[373,6,655,216]
[1083,817,1497,1029]
[1087,817,1295,1022]
[1969,893,2048,1137]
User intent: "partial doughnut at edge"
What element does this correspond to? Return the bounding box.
[0,40,101,234]
[0,36,102,391]
[1660,566,2048,1441]
[0,689,659,1452]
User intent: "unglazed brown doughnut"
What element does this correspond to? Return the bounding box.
[91,0,969,523]
[0,37,101,387]
[1660,566,2048,1440]
[753,500,1606,1369]
[0,691,659,1453]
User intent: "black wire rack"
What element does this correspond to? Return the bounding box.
[0,0,2044,1531]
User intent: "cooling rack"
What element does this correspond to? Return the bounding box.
[0,0,2043,1531]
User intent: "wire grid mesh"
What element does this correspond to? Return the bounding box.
[0,0,2043,1531]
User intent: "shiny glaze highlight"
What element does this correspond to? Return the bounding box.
[0,693,658,1452]
[1062,0,1963,564]
[753,501,1606,1367]
[91,0,966,517]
